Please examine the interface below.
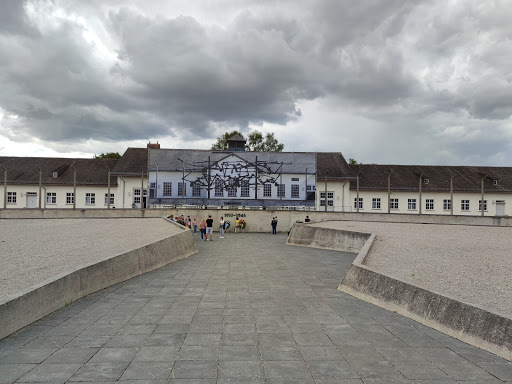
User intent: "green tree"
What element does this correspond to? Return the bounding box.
[211,130,244,151]
[348,158,358,165]
[94,152,121,159]
[246,131,284,152]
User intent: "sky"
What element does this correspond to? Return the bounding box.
[0,0,511,166]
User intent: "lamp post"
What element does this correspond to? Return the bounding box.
[324,171,328,212]
[1,165,6,209]
[418,173,424,215]
[140,166,144,209]
[106,166,111,209]
[71,165,76,209]
[36,165,42,209]
[450,174,456,216]
[481,175,487,217]
[356,171,361,213]
[387,171,392,214]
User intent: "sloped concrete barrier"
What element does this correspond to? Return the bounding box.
[287,223,512,361]
[0,221,197,340]
[286,223,371,252]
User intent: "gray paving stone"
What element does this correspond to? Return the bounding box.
[18,362,81,382]
[154,324,190,334]
[66,335,112,348]
[133,345,179,362]
[120,361,173,380]
[43,347,99,364]
[68,361,129,381]
[106,334,148,348]
[258,333,296,347]
[171,360,218,379]
[178,346,219,360]
[0,348,57,364]
[263,360,312,379]
[475,362,512,381]
[392,361,451,380]
[299,346,343,362]
[308,360,359,379]
[222,333,258,346]
[0,364,37,383]
[183,333,222,346]
[117,324,157,335]
[219,360,264,379]
[260,346,303,361]
[144,333,187,346]
[434,361,501,381]
[220,345,260,361]
[88,347,139,363]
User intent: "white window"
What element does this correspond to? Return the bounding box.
[227,181,237,197]
[321,192,334,207]
[291,184,299,198]
[192,183,201,197]
[66,193,74,204]
[215,179,223,197]
[389,198,398,210]
[241,181,250,197]
[408,199,416,210]
[307,185,316,191]
[291,177,299,181]
[163,182,172,196]
[424,178,429,184]
[264,183,272,197]
[150,182,156,189]
[426,199,434,210]
[493,179,498,185]
[443,199,451,210]
[461,200,470,211]
[85,193,95,204]
[479,200,487,212]
[46,192,56,204]
[134,188,141,204]
[277,184,285,198]
[7,192,16,203]
[354,197,363,209]
[105,193,114,205]
[372,198,381,209]
[178,182,186,196]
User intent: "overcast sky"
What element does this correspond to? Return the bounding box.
[1,0,511,165]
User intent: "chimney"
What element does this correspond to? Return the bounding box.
[147,141,160,149]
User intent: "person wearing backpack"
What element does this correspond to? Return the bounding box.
[271,217,277,234]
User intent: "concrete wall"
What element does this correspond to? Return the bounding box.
[286,223,371,253]
[0,221,197,340]
[2,208,512,228]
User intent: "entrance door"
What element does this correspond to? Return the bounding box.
[26,194,37,208]
[496,201,505,216]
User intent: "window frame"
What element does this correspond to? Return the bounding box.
[425,199,434,210]
[461,199,470,211]
[66,192,74,204]
[7,191,16,204]
[479,199,487,212]
[389,198,398,210]
[85,193,95,205]
[291,184,299,198]
[354,197,363,209]
[372,198,381,209]
[163,182,172,196]
[241,181,250,197]
[192,183,201,197]
[408,198,417,210]
[46,192,57,204]
[263,183,272,197]
[177,182,186,197]
[104,193,114,205]
[215,179,223,197]
[443,199,451,210]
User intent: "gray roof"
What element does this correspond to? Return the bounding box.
[148,149,316,175]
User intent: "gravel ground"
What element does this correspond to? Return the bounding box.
[0,218,182,299]
[313,221,512,319]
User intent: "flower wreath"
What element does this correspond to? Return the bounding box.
[240,219,246,229]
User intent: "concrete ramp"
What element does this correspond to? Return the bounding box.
[287,222,512,361]
[0,219,197,340]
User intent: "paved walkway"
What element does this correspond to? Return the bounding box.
[0,233,511,383]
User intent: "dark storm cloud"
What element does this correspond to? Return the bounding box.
[0,0,511,164]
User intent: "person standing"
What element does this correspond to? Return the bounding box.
[271,217,277,234]
[206,215,214,241]
[199,219,207,240]
[305,215,311,223]
[235,216,240,233]
[192,218,197,235]
[187,216,191,228]
[219,217,225,239]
